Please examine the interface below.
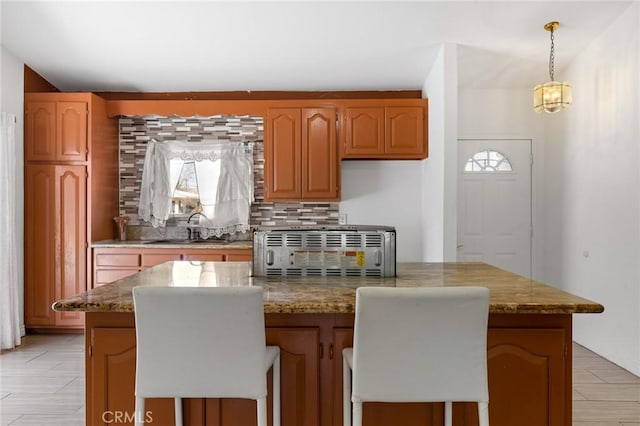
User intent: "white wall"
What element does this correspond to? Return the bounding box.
[340,161,424,262]
[1,45,25,335]
[458,87,546,279]
[543,3,640,375]
[419,43,458,262]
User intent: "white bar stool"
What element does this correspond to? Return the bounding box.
[133,286,280,426]
[343,286,490,426]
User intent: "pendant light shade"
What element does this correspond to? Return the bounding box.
[533,22,572,113]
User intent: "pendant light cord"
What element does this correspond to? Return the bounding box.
[549,28,555,81]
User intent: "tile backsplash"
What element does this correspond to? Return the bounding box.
[119,115,339,237]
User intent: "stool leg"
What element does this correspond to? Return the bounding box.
[478,401,489,426]
[273,352,281,426]
[445,401,452,426]
[352,401,362,426]
[343,355,351,426]
[257,397,267,426]
[174,397,183,426]
[135,397,145,426]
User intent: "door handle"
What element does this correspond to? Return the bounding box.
[457,244,464,249]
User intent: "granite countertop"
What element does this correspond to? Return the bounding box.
[91,240,253,250]
[53,262,604,315]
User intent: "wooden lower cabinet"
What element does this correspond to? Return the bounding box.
[92,247,252,287]
[86,313,571,426]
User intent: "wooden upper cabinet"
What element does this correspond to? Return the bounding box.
[265,108,302,200]
[25,100,87,162]
[343,107,384,156]
[265,107,339,201]
[341,101,427,160]
[58,102,88,161]
[385,106,424,156]
[302,108,338,199]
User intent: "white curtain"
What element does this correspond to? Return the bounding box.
[0,112,21,349]
[138,139,254,235]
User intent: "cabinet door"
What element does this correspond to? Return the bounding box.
[484,328,566,426]
[25,101,88,162]
[332,328,436,426]
[385,107,424,155]
[201,328,321,426]
[25,102,56,161]
[57,102,88,161]
[24,165,57,326]
[55,165,87,326]
[302,108,338,200]
[343,107,384,157]
[265,108,301,200]
[89,328,178,425]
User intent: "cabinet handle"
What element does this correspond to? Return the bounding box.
[329,344,334,360]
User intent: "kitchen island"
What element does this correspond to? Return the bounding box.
[54,261,603,426]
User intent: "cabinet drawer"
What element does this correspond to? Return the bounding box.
[141,253,183,267]
[95,253,140,267]
[95,269,140,286]
[183,253,225,262]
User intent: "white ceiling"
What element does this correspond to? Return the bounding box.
[0,1,633,92]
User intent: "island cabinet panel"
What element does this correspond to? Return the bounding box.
[86,316,319,426]
[85,312,573,426]
[25,164,86,328]
[331,317,570,426]
[205,327,321,426]
[341,101,427,159]
[90,327,177,426]
[265,107,339,201]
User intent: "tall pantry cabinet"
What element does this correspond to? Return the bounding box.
[24,93,119,330]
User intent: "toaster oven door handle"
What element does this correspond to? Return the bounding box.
[375,250,382,266]
[266,250,274,266]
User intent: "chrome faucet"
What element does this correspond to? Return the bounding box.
[186,212,208,240]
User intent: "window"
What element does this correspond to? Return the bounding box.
[170,159,221,216]
[464,150,513,172]
[138,139,254,234]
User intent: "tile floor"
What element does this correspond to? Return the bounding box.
[1,335,639,425]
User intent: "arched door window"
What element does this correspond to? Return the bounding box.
[464,149,513,172]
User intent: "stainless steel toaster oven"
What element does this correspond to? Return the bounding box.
[252,225,396,277]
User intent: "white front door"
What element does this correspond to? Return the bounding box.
[457,139,532,278]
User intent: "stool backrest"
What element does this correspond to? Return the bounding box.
[352,286,490,403]
[133,286,267,399]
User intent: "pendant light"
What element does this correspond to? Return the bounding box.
[533,21,572,113]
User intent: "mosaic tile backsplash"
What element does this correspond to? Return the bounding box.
[119,116,339,237]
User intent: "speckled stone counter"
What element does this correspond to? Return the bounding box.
[91,239,253,250]
[53,261,603,314]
